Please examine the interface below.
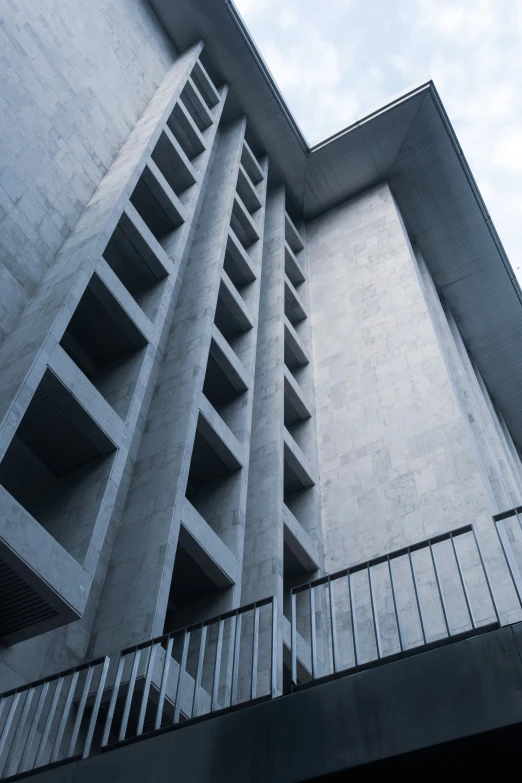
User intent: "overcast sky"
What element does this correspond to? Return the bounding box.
[234,0,522,277]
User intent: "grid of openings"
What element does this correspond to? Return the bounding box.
[0,57,222,646]
[282,211,317,546]
[167,138,266,631]
[0,368,117,559]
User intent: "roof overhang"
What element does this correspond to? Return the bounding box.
[150,0,522,451]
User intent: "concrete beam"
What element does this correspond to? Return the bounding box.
[0,485,91,645]
[284,427,315,488]
[180,498,237,588]
[284,241,305,286]
[182,76,214,130]
[120,204,174,279]
[284,317,310,368]
[237,165,262,213]
[283,503,319,572]
[210,326,250,393]
[285,211,304,253]
[95,259,155,342]
[227,229,257,284]
[284,275,307,323]
[47,346,124,449]
[219,270,254,333]
[198,395,245,471]
[284,366,313,420]
[232,194,260,245]
[142,160,186,228]
[241,140,264,185]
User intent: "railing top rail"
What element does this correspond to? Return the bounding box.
[120,595,275,656]
[292,525,473,593]
[493,506,522,522]
[0,656,108,700]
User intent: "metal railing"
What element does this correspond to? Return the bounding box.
[291,525,501,687]
[100,596,277,748]
[0,656,109,779]
[494,507,522,608]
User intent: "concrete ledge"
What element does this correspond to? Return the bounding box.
[95,259,155,343]
[182,76,214,130]
[0,486,91,645]
[284,366,313,420]
[227,229,257,284]
[210,326,250,393]
[198,395,245,470]
[156,124,197,193]
[232,194,260,245]
[120,204,173,279]
[285,211,304,253]
[283,504,319,572]
[192,60,220,108]
[48,346,124,450]
[180,498,237,588]
[285,241,305,286]
[220,270,254,332]
[284,317,310,368]
[241,140,264,184]
[169,99,206,157]
[284,276,307,322]
[284,428,315,488]
[142,160,186,228]
[237,164,262,213]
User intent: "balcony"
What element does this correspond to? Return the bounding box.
[4,521,522,780]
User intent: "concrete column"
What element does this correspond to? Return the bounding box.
[90,117,247,655]
[242,185,286,607]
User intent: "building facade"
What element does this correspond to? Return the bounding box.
[2,0,522,777]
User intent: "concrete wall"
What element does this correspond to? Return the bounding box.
[306,182,516,576]
[0,0,175,345]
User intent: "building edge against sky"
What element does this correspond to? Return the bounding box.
[1,0,522,776]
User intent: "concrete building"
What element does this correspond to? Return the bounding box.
[2,0,522,778]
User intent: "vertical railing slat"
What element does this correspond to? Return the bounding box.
[82,657,110,759]
[250,606,259,700]
[271,596,278,698]
[192,626,207,717]
[19,682,49,773]
[388,557,404,652]
[101,655,125,748]
[368,565,382,659]
[67,666,94,758]
[408,549,427,644]
[211,620,224,712]
[118,649,141,743]
[430,542,451,637]
[348,572,359,666]
[309,587,317,679]
[291,592,297,686]
[450,533,476,628]
[328,580,339,674]
[35,678,64,767]
[173,632,190,724]
[472,526,501,625]
[155,636,174,730]
[230,615,242,707]
[0,692,21,763]
[136,643,158,736]
[50,671,79,763]
[2,689,33,777]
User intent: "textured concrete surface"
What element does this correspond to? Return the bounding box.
[0,0,175,346]
[307,182,520,580]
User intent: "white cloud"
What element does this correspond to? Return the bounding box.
[234,0,522,276]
